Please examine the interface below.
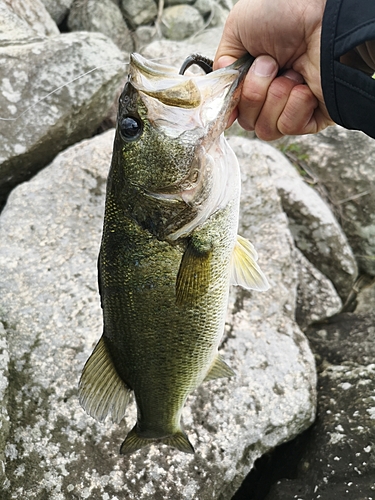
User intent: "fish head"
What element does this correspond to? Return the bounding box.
[111,53,252,240]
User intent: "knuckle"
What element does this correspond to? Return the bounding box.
[255,122,281,141]
[242,87,267,107]
[279,87,317,135]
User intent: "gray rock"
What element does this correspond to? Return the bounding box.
[68,0,134,53]
[0,31,127,210]
[277,126,375,276]
[3,0,59,37]
[194,0,215,15]
[218,0,233,9]
[355,279,375,313]
[264,139,357,301]
[142,26,224,65]
[161,5,205,40]
[306,312,375,367]
[40,0,73,25]
[134,25,161,50]
[294,248,342,331]
[0,1,45,46]
[165,0,195,5]
[209,3,230,27]
[0,130,316,499]
[266,313,375,500]
[194,0,230,28]
[120,0,157,27]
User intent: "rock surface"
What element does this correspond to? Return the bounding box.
[277,126,375,275]
[0,31,127,210]
[266,140,358,301]
[142,26,224,64]
[161,5,205,40]
[0,131,316,499]
[3,0,59,37]
[68,0,134,53]
[265,313,375,500]
[0,1,45,46]
[294,248,342,331]
[120,0,158,27]
[40,0,73,25]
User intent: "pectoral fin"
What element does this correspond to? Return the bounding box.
[230,235,270,291]
[120,426,195,455]
[78,335,131,424]
[204,354,235,382]
[176,235,212,307]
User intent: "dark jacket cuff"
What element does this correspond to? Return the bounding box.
[321,0,375,138]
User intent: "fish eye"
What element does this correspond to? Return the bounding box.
[119,116,143,141]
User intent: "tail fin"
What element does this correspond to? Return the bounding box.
[120,425,195,455]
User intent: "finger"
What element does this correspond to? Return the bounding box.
[253,73,305,140]
[214,55,237,70]
[277,85,333,135]
[235,55,279,131]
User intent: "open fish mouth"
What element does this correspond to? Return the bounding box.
[128,52,254,140]
[128,52,255,207]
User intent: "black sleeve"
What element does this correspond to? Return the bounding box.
[321,0,375,138]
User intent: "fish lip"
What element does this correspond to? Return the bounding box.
[129,52,254,79]
[130,53,181,78]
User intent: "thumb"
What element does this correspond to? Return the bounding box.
[213,6,250,70]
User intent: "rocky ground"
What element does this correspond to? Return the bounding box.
[0,1,374,499]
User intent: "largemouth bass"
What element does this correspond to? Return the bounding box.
[79,53,269,455]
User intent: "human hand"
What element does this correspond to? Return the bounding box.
[214,0,334,139]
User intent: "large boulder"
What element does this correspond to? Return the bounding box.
[265,312,375,500]
[40,0,73,25]
[161,5,205,40]
[2,0,59,36]
[67,0,134,53]
[277,126,375,275]
[293,248,342,331]
[120,0,158,27]
[265,140,358,301]
[0,0,45,46]
[0,131,316,499]
[0,30,127,210]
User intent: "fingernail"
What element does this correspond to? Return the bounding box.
[282,69,305,84]
[214,55,236,70]
[251,56,278,77]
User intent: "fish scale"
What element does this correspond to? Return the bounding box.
[79,53,269,455]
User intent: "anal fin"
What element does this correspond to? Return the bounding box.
[204,354,235,382]
[230,234,270,291]
[78,335,131,424]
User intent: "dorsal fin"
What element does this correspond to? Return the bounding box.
[230,235,270,291]
[78,336,131,424]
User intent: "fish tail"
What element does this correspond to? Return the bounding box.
[120,426,195,455]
